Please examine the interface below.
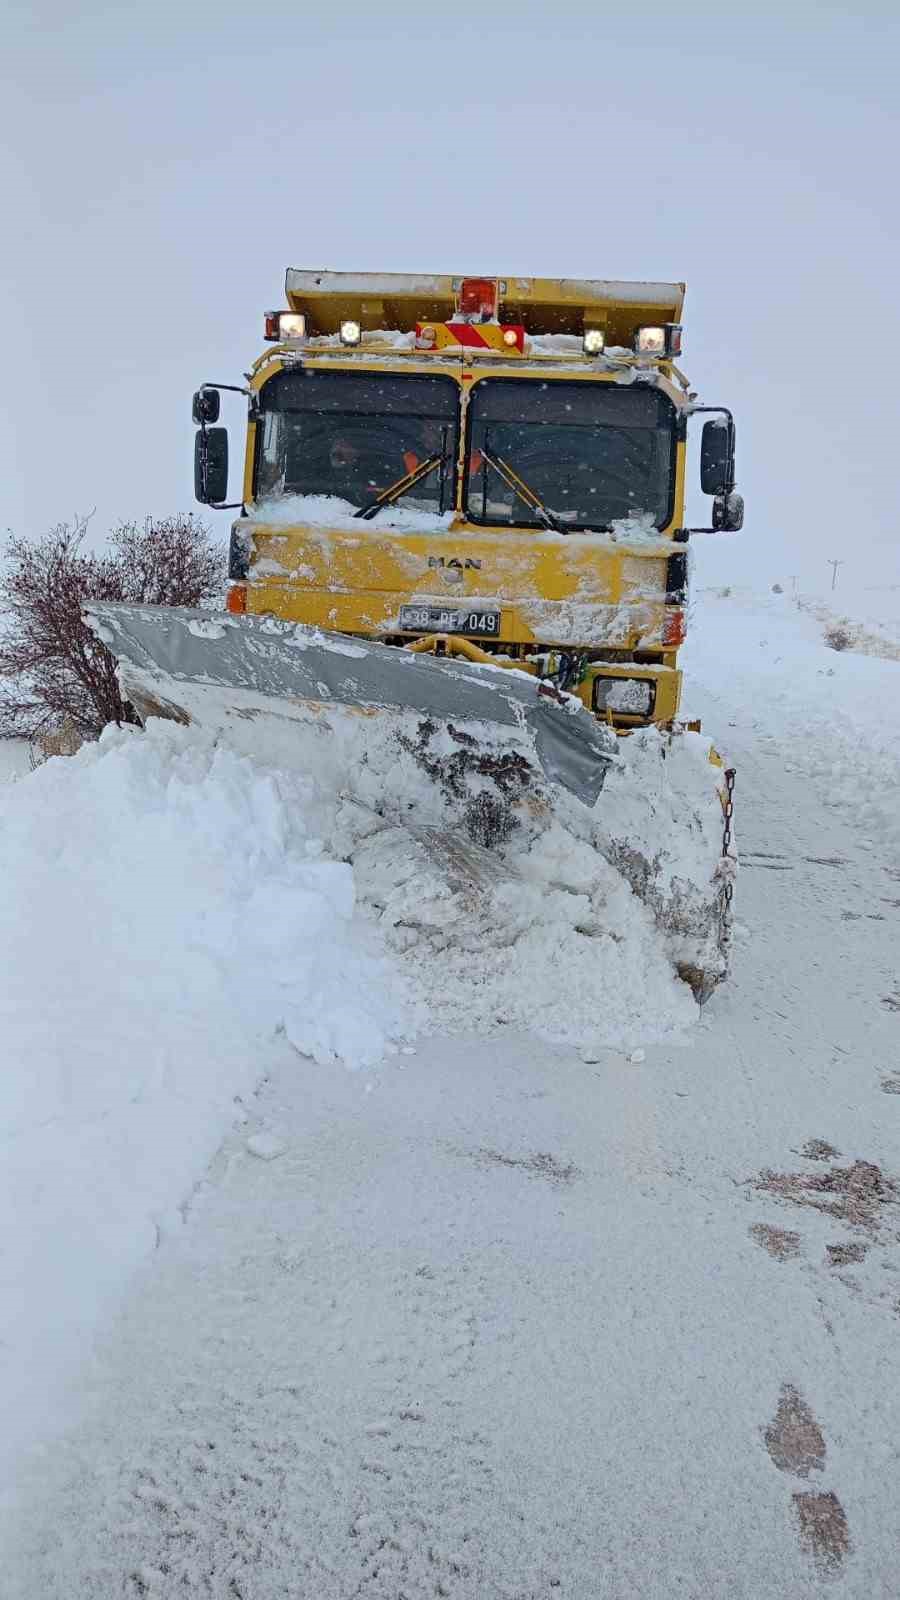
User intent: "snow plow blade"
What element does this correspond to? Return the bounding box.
[84,604,619,807]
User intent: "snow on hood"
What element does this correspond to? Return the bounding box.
[607,509,661,541]
[249,494,454,533]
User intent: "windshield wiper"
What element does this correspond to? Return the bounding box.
[479,444,565,534]
[354,452,443,521]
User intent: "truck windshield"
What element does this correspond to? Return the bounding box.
[465,380,676,531]
[255,369,459,514]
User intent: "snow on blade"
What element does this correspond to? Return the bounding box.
[83,603,621,808]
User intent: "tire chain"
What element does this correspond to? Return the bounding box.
[718,767,737,961]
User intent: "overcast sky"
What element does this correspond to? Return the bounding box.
[3,0,898,588]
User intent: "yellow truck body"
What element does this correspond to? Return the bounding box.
[205,271,740,731]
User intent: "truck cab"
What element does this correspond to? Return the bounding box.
[194,272,742,730]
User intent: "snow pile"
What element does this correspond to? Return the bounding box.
[350,808,700,1049]
[248,494,454,533]
[1,697,722,1499]
[200,701,714,1051]
[0,724,416,1493]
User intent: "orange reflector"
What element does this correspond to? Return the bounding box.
[662,608,686,646]
[226,583,247,615]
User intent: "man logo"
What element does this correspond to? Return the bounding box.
[427,556,482,571]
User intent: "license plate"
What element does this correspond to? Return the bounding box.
[398,605,502,638]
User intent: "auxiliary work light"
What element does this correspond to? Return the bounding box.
[340,319,362,346]
[583,328,606,355]
[635,323,683,357]
[264,311,306,341]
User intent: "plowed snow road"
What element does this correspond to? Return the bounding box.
[7,594,900,1597]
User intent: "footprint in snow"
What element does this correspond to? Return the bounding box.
[246,1133,287,1161]
[764,1385,826,1477]
[762,1385,851,1572]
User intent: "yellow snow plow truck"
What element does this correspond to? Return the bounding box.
[87,271,743,996]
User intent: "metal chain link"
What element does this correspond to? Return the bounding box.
[718,767,737,958]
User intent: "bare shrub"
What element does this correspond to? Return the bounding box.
[0,515,224,741]
[396,717,533,848]
[771,583,783,594]
[824,625,853,652]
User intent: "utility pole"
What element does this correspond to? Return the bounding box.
[789,575,799,595]
[827,559,844,591]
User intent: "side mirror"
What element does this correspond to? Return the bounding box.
[194,427,229,504]
[192,387,220,425]
[713,491,744,532]
[700,417,735,496]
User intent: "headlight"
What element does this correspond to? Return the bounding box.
[340,319,362,346]
[592,676,655,716]
[582,328,605,355]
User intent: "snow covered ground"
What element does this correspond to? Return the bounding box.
[706,578,900,661]
[796,581,900,660]
[4,588,900,1596]
[691,587,900,862]
[0,737,33,783]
